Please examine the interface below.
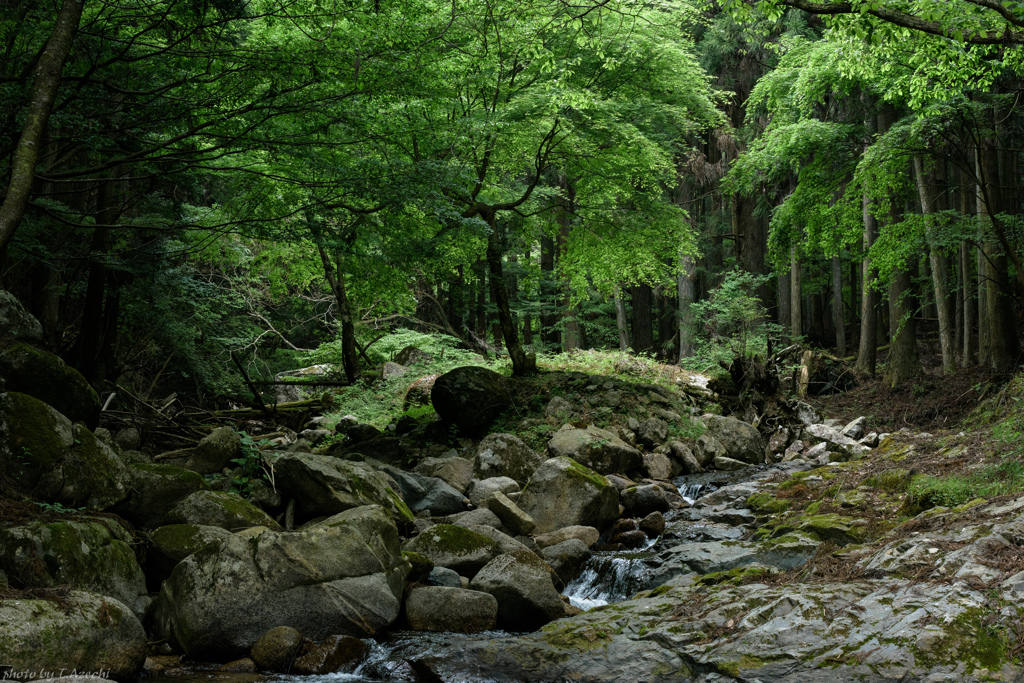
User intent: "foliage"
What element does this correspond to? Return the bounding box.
[228,431,271,499]
[684,270,782,366]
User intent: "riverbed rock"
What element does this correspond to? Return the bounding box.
[462,524,534,557]
[114,463,208,529]
[636,417,669,449]
[0,518,147,618]
[516,457,619,534]
[381,466,466,516]
[469,550,565,630]
[0,590,146,681]
[152,505,409,660]
[405,586,498,633]
[693,433,726,467]
[642,452,673,480]
[167,490,282,532]
[0,342,101,429]
[447,508,504,531]
[291,635,369,675]
[415,456,474,493]
[795,400,823,425]
[431,366,512,436]
[547,424,642,475]
[0,289,43,343]
[620,483,670,517]
[704,415,764,465]
[669,441,703,474]
[539,538,592,585]
[274,452,412,524]
[712,454,750,471]
[250,626,304,672]
[467,476,520,506]
[485,491,535,536]
[805,423,872,460]
[544,396,573,418]
[403,524,502,578]
[534,525,600,549]
[146,524,232,589]
[186,427,241,475]
[473,433,544,484]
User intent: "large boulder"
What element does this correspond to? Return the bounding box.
[0,289,43,343]
[473,433,544,484]
[431,366,512,436]
[620,483,671,517]
[0,393,128,510]
[414,456,474,493]
[546,425,642,475]
[186,427,241,475]
[166,490,283,532]
[469,550,565,630]
[405,586,498,633]
[467,477,520,507]
[403,374,439,408]
[152,505,409,660]
[146,524,232,589]
[273,453,413,524]
[250,626,304,672]
[403,524,501,578]
[539,538,592,585]
[0,343,101,429]
[704,415,765,465]
[0,591,146,681]
[113,463,208,529]
[0,518,147,619]
[516,457,619,534]
[380,466,466,516]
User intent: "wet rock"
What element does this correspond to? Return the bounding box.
[639,511,665,537]
[704,415,764,465]
[473,433,544,484]
[251,625,304,672]
[547,424,642,475]
[0,343,101,429]
[405,586,498,633]
[404,524,502,578]
[167,490,283,532]
[620,484,670,517]
[431,366,512,437]
[217,658,258,673]
[534,525,600,549]
[415,456,474,493]
[469,550,564,630]
[381,466,466,516]
[609,529,647,549]
[467,476,521,506]
[712,455,749,471]
[186,426,240,475]
[517,457,619,534]
[115,463,208,528]
[292,635,369,675]
[540,539,591,585]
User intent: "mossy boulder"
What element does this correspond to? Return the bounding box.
[469,549,565,630]
[0,289,43,344]
[0,590,146,681]
[166,490,283,532]
[547,424,642,475]
[113,463,209,529]
[146,524,232,589]
[403,524,502,578]
[473,433,545,484]
[0,342,100,429]
[431,366,512,437]
[186,426,241,475]
[250,625,304,672]
[152,505,410,660]
[797,513,868,546]
[0,518,147,619]
[405,586,498,633]
[517,457,619,534]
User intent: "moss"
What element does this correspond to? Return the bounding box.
[564,458,609,489]
[2,392,69,488]
[696,565,771,586]
[540,622,614,653]
[738,654,768,669]
[797,514,867,545]
[746,492,790,515]
[805,501,823,515]
[386,487,415,523]
[418,524,500,555]
[863,468,912,493]
[716,660,741,676]
[648,584,673,598]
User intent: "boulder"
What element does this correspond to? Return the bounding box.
[446,508,504,531]
[485,492,535,536]
[251,626,304,672]
[380,466,465,516]
[403,374,439,408]
[114,463,208,529]
[405,586,498,633]
[291,635,369,675]
[670,441,703,474]
[152,505,409,660]
[395,345,434,366]
[0,518,147,618]
[712,455,750,471]
[431,366,512,436]
[546,424,642,475]
[166,490,283,532]
[186,427,241,475]
[693,433,726,468]
[0,289,43,343]
[414,456,474,493]
[113,427,141,451]
[428,566,462,588]
[333,435,409,464]
[639,510,665,537]
[0,342,100,429]
[467,476,520,507]
[794,401,822,426]
[146,524,232,588]
[462,524,534,556]
[544,396,573,418]
[273,452,412,524]
[539,538,592,585]
[704,415,765,465]
[403,524,501,578]
[804,423,872,460]
[380,361,407,380]
[620,484,670,517]
[473,433,544,484]
[642,452,673,481]
[636,418,669,449]
[517,457,619,534]
[533,525,600,549]
[0,591,146,681]
[469,550,565,630]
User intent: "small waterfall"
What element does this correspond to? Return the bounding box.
[677,482,705,505]
[563,553,653,610]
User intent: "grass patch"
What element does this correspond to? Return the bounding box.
[908,458,1024,509]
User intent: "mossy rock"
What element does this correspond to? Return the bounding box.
[0,342,100,429]
[402,550,434,584]
[147,524,232,590]
[797,514,868,546]
[863,468,912,493]
[403,524,501,579]
[114,463,209,529]
[746,492,790,515]
[166,490,283,532]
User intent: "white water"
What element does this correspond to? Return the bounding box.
[563,553,654,610]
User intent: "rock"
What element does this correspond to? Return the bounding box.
[0,590,145,681]
[405,586,498,633]
[712,455,750,471]
[167,490,283,532]
[334,435,409,464]
[534,526,600,549]
[794,400,822,425]
[446,508,504,530]
[469,550,564,630]
[784,440,807,460]
[292,635,369,675]
[767,427,790,455]
[0,343,100,429]
[544,396,573,418]
[343,423,382,443]
[186,427,241,475]
[804,423,872,459]
[639,511,665,537]
[539,539,591,585]
[669,441,703,474]
[403,374,440,408]
[636,417,669,449]
[381,466,466,516]
[620,484,670,517]
[516,457,619,534]
[0,289,43,343]
[415,456,474,493]
[393,345,432,366]
[841,416,868,440]
[146,524,232,589]
[403,524,502,578]
[0,518,147,618]
[380,361,407,380]
[798,513,867,546]
[431,366,512,436]
[693,433,726,468]
[152,505,409,660]
[860,432,880,447]
[251,626,304,672]
[463,524,534,556]
[704,415,764,465]
[609,528,647,549]
[247,478,283,511]
[274,453,412,524]
[218,658,258,673]
[403,550,434,584]
[113,427,141,451]
[467,476,520,506]
[428,566,462,587]
[114,463,208,528]
[485,492,536,536]
[546,424,642,475]
[642,452,673,480]
[473,433,544,484]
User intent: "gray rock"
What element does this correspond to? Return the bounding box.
[704,415,765,465]
[114,427,141,451]
[187,427,241,474]
[540,538,591,585]
[712,455,750,471]
[147,524,232,588]
[860,432,880,447]
[516,457,619,534]
[428,566,462,587]
[804,423,871,460]
[469,550,564,630]
[467,476,520,507]
[167,490,283,532]
[547,424,642,475]
[694,433,726,467]
[291,634,369,675]
[462,524,534,557]
[620,484,670,517]
[405,586,498,633]
[473,433,544,484]
[534,525,600,549]
[380,361,407,380]
[153,505,409,660]
[841,416,868,440]
[0,289,43,343]
[636,417,669,449]
[485,492,535,536]
[404,524,501,578]
[446,508,504,530]
[794,400,823,425]
[0,343,100,429]
[114,463,208,528]
[431,366,512,436]
[544,396,573,418]
[669,441,703,474]
[251,625,304,672]
[415,456,474,493]
[381,466,466,516]
[642,452,673,480]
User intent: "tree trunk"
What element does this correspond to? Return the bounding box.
[883,269,920,387]
[679,254,697,360]
[832,255,846,356]
[961,241,975,365]
[485,216,533,375]
[790,245,802,338]
[614,284,630,351]
[913,156,954,373]
[474,258,487,340]
[631,284,654,353]
[856,110,879,375]
[0,0,84,253]
[540,234,557,348]
[314,240,361,384]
